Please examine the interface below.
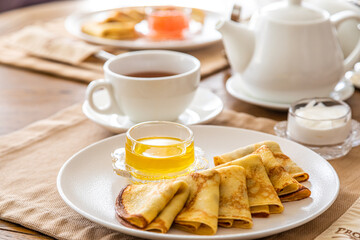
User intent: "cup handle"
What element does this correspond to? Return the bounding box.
[86,79,124,115]
[331,11,360,71]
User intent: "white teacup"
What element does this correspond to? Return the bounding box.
[86,50,200,123]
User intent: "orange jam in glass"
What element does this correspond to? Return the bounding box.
[147,8,190,40]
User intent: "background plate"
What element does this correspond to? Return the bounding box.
[65,7,222,51]
[57,125,339,240]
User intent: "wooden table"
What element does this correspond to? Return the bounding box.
[0,1,359,239]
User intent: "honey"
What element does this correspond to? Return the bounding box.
[125,136,195,174]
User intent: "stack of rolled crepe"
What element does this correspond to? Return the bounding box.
[214,141,311,202]
[115,141,311,235]
[215,154,284,217]
[214,141,309,182]
[81,8,145,40]
[116,166,254,234]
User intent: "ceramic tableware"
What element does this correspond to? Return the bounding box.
[57,125,339,239]
[310,0,360,60]
[83,87,223,133]
[226,74,354,110]
[217,0,360,104]
[65,8,222,51]
[86,50,200,123]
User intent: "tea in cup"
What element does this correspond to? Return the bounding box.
[86,50,200,123]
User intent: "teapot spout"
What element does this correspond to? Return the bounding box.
[216,19,255,73]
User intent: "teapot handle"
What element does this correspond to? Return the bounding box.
[331,11,360,72]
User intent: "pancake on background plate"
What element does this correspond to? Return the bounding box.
[215,165,253,228]
[115,179,189,233]
[215,154,284,217]
[82,21,138,40]
[214,141,309,182]
[103,8,145,24]
[81,8,145,40]
[174,169,220,235]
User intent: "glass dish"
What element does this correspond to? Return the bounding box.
[274,97,360,160]
[111,121,208,182]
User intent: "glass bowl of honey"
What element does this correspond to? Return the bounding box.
[112,121,208,182]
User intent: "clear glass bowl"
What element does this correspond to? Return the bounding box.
[274,97,360,160]
[111,121,209,182]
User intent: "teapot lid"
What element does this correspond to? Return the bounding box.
[262,0,329,23]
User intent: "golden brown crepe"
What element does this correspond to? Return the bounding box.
[214,141,309,182]
[115,179,189,232]
[81,7,145,40]
[145,182,190,233]
[278,185,313,202]
[253,145,311,202]
[273,150,309,182]
[81,21,138,40]
[215,154,283,217]
[215,165,253,228]
[191,8,205,24]
[174,169,220,235]
[103,8,145,24]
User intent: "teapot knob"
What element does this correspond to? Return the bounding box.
[289,0,301,5]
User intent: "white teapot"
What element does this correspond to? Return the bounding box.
[217,0,360,103]
[310,0,360,59]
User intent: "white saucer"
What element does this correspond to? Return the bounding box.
[82,87,223,133]
[226,74,355,111]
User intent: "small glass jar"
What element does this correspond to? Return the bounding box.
[146,6,191,40]
[275,97,360,160]
[112,121,208,182]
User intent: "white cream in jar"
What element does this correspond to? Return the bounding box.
[287,99,352,146]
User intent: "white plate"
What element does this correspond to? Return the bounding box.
[226,74,355,111]
[65,8,222,51]
[82,87,224,133]
[57,125,339,240]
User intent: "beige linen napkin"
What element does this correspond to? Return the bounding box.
[0,18,228,82]
[1,104,359,240]
[7,26,101,65]
[315,197,360,240]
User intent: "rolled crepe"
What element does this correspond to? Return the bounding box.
[215,165,253,228]
[174,169,220,235]
[81,21,138,40]
[278,185,313,202]
[215,154,283,217]
[214,141,309,182]
[253,145,311,202]
[115,179,189,232]
[103,8,145,24]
